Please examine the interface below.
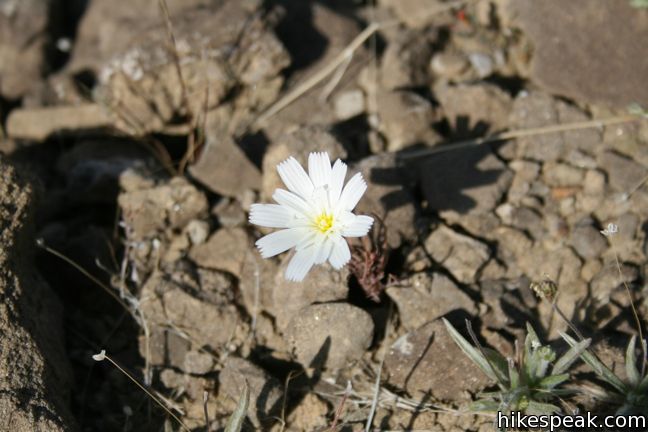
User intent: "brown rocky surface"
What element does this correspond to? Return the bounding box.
[0,159,75,431]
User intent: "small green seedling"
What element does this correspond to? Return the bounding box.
[225,381,250,432]
[443,319,590,415]
[562,333,648,415]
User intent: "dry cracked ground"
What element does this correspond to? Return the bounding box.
[1,0,648,431]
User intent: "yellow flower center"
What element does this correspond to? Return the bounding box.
[314,213,334,233]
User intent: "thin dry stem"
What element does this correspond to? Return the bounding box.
[401,114,647,159]
[99,352,191,432]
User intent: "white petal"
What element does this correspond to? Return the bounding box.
[277,157,314,199]
[315,238,333,264]
[285,247,317,282]
[249,204,293,228]
[328,159,347,206]
[256,228,307,258]
[273,189,312,217]
[308,152,332,188]
[338,172,367,211]
[342,214,374,237]
[329,236,351,269]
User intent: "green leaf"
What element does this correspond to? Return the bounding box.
[625,336,641,387]
[560,332,627,394]
[483,348,510,384]
[225,380,250,432]
[538,373,569,389]
[552,338,591,375]
[525,400,561,415]
[469,400,502,412]
[508,358,519,389]
[443,318,500,383]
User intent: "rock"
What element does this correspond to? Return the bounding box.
[387,272,477,330]
[570,218,609,259]
[189,136,262,198]
[6,104,113,140]
[189,227,250,277]
[219,357,283,427]
[542,162,585,187]
[509,206,545,240]
[376,90,439,151]
[0,0,52,98]
[284,303,374,370]
[333,89,365,120]
[382,0,447,28]
[420,146,513,218]
[184,220,210,245]
[118,176,208,240]
[354,153,419,248]
[212,198,247,228]
[384,319,490,400]
[272,255,349,330]
[583,169,606,196]
[139,271,242,363]
[599,151,648,193]
[491,226,533,278]
[239,249,278,317]
[261,126,347,200]
[508,160,541,203]
[287,393,329,431]
[509,91,602,161]
[435,82,513,135]
[423,225,491,284]
[0,159,75,431]
[380,28,436,89]
[468,52,495,78]
[430,51,469,78]
[183,350,214,375]
[590,263,639,304]
[513,0,648,107]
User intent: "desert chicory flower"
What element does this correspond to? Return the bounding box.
[250,152,374,281]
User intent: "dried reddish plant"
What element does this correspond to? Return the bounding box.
[348,215,389,302]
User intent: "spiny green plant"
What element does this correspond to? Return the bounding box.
[443,319,591,415]
[562,333,648,415]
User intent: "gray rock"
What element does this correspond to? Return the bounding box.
[183,350,214,375]
[430,51,469,78]
[384,319,491,400]
[599,151,648,193]
[0,159,75,431]
[508,160,541,203]
[570,219,609,259]
[590,264,639,304]
[333,89,365,120]
[435,82,513,134]
[0,0,52,98]
[542,162,585,187]
[386,272,477,330]
[273,256,349,330]
[118,176,209,240]
[510,206,545,240]
[219,357,283,427]
[382,0,447,28]
[189,136,262,198]
[354,153,419,248]
[419,146,513,218]
[509,91,602,161]
[513,0,648,107]
[138,271,242,364]
[380,29,435,89]
[189,227,250,277]
[376,90,439,152]
[423,225,491,283]
[284,303,374,370]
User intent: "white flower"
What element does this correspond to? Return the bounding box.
[250,152,374,282]
[600,223,618,237]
